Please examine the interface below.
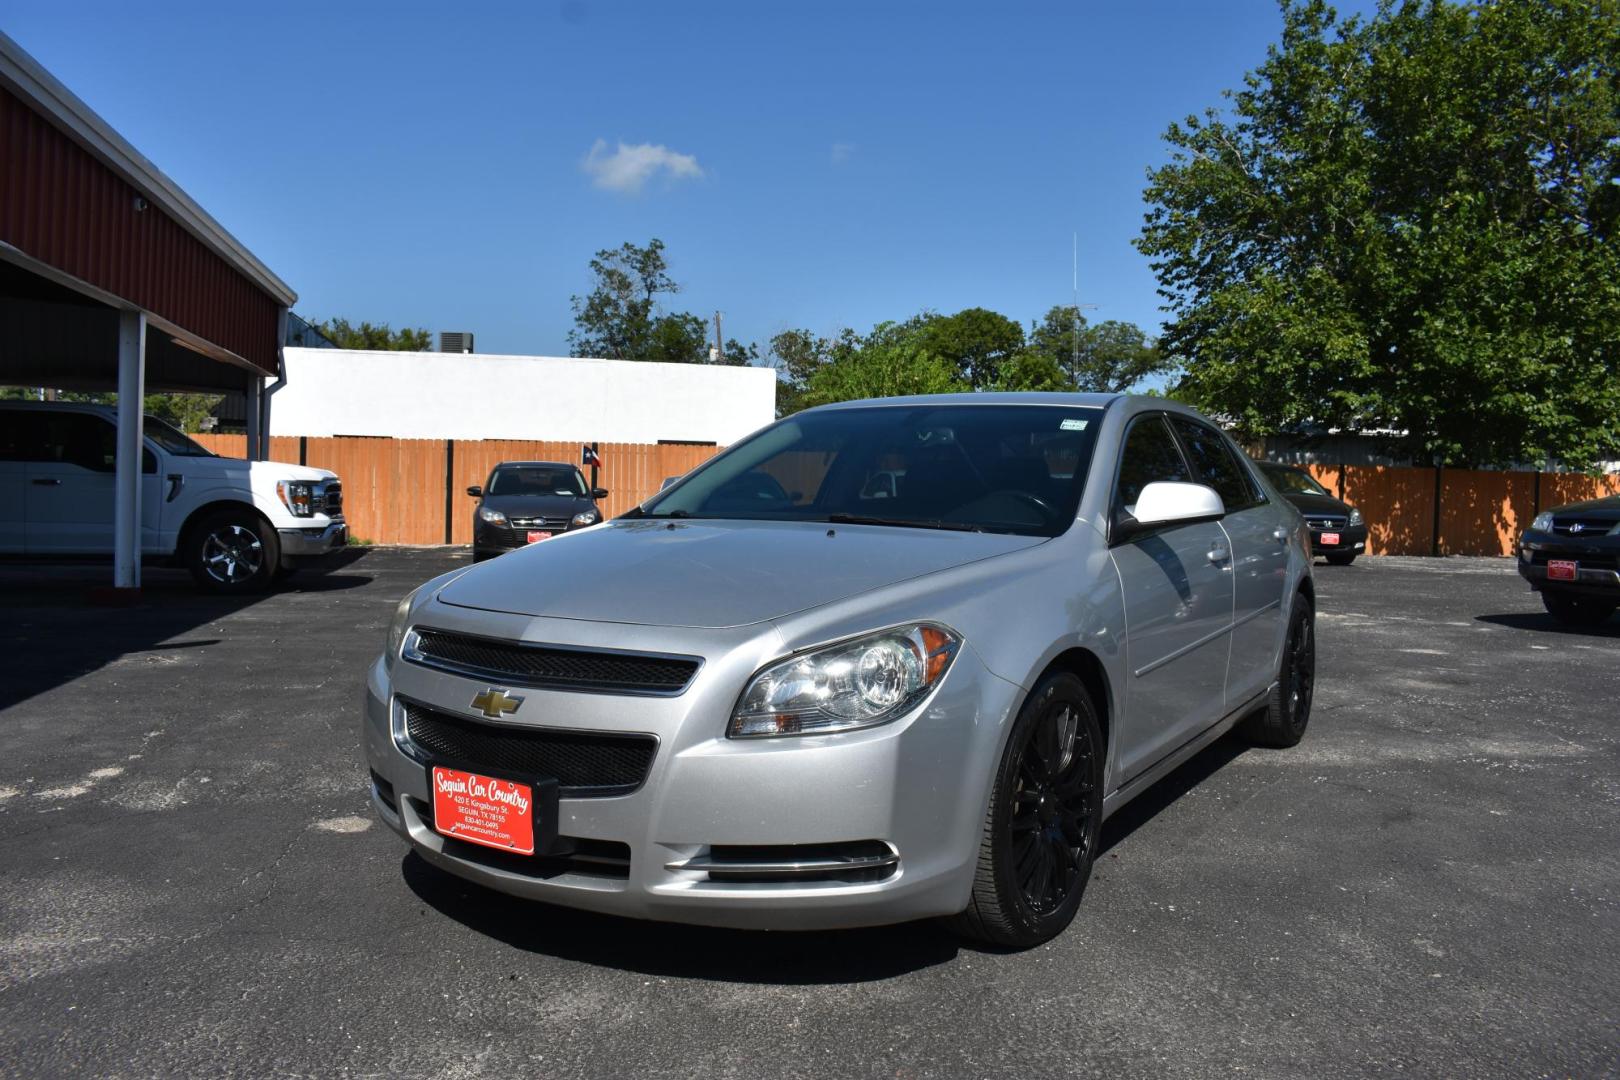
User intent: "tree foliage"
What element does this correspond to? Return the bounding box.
[568,239,754,365]
[1024,306,1173,393]
[917,307,1026,389]
[1138,0,1620,467]
[314,318,433,351]
[801,322,965,407]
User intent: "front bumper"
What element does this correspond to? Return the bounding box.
[473,520,581,556]
[1308,523,1367,556]
[277,519,347,566]
[361,619,1017,930]
[1517,531,1620,598]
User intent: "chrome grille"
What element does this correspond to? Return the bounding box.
[1305,514,1347,530]
[1551,517,1615,537]
[406,628,700,694]
[508,516,570,529]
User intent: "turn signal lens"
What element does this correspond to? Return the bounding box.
[729,623,961,738]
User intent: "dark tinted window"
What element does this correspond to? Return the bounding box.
[143,416,215,457]
[39,413,117,472]
[488,466,587,497]
[0,411,43,462]
[1115,416,1190,513]
[1170,417,1260,511]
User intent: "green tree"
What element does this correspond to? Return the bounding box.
[801,322,965,406]
[1137,0,1620,468]
[1022,306,1171,393]
[314,318,433,351]
[0,388,222,432]
[917,307,1025,389]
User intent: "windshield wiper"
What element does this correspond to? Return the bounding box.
[825,513,983,533]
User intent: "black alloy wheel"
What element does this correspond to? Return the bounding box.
[952,672,1103,948]
[1240,595,1315,748]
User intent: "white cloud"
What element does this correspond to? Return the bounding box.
[581,139,704,194]
[830,142,856,166]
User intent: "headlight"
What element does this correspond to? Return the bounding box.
[1531,511,1554,531]
[571,509,600,527]
[1347,508,1363,526]
[277,480,315,517]
[479,507,509,526]
[383,589,418,672]
[729,623,960,738]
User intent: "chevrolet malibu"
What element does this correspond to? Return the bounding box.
[363,394,1317,946]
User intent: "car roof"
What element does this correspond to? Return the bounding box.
[806,391,1122,412]
[492,461,577,469]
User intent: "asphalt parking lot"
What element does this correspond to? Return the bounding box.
[1,550,1616,1078]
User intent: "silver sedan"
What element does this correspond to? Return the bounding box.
[362,393,1316,947]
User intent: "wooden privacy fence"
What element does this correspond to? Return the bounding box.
[190,434,1617,555]
[191,434,721,545]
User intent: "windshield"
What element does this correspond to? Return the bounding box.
[488,465,587,497]
[144,416,215,457]
[639,404,1102,536]
[1261,463,1329,496]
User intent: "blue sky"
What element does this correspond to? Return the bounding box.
[8,1,1372,360]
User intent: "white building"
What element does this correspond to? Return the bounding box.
[267,347,778,445]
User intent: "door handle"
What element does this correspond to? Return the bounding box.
[1208,543,1231,565]
[31,477,62,486]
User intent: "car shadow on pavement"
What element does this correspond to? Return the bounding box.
[1098,733,1251,856]
[0,555,375,711]
[400,852,961,983]
[1474,612,1620,638]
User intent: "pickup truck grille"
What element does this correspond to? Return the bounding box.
[407,628,700,694]
[315,480,343,515]
[401,699,656,797]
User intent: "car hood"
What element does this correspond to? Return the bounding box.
[1548,494,1620,519]
[437,518,1047,628]
[1280,491,1353,516]
[171,456,335,482]
[478,493,594,518]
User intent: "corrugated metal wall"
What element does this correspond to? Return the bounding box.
[0,85,281,374]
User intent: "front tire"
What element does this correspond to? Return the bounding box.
[184,509,279,594]
[950,673,1103,948]
[1240,594,1315,748]
[1542,592,1617,627]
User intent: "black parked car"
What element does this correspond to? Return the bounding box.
[467,461,607,561]
[1517,494,1620,626]
[1258,462,1368,565]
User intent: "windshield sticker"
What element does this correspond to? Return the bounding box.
[1060,419,1089,431]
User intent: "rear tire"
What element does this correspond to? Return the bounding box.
[184,509,279,594]
[1541,592,1617,627]
[950,673,1103,948]
[1239,594,1315,748]
[1325,552,1356,566]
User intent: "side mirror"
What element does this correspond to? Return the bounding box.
[591,487,609,500]
[466,485,482,497]
[1114,481,1225,543]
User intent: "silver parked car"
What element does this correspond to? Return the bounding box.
[363,394,1316,946]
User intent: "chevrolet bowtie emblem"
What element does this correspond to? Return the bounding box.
[470,688,524,719]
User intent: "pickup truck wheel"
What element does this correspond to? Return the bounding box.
[185,510,279,594]
[1542,592,1617,627]
[1240,595,1315,748]
[950,672,1103,948]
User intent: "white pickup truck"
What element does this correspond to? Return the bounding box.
[0,401,347,592]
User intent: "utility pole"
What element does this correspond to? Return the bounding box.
[712,311,724,364]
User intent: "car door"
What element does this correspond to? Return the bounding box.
[25,412,160,554]
[0,408,39,553]
[1168,416,1290,708]
[1108,414,1235,782]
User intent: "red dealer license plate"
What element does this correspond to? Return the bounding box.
[430,766,535,855]
[526,530,553,544]
[1548,560,1578,581]
[1320,532,1341,546]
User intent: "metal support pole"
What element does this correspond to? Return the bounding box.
[114,309,147,590]
[244,378,264,460]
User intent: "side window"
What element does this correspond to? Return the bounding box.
[1114,415,1190,514]
[0,412,44,462]
[1169,417,1260,512]
[39,414,117,472]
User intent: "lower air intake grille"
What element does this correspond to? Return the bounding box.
[402,700,656,797]
[408,629,700,694]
